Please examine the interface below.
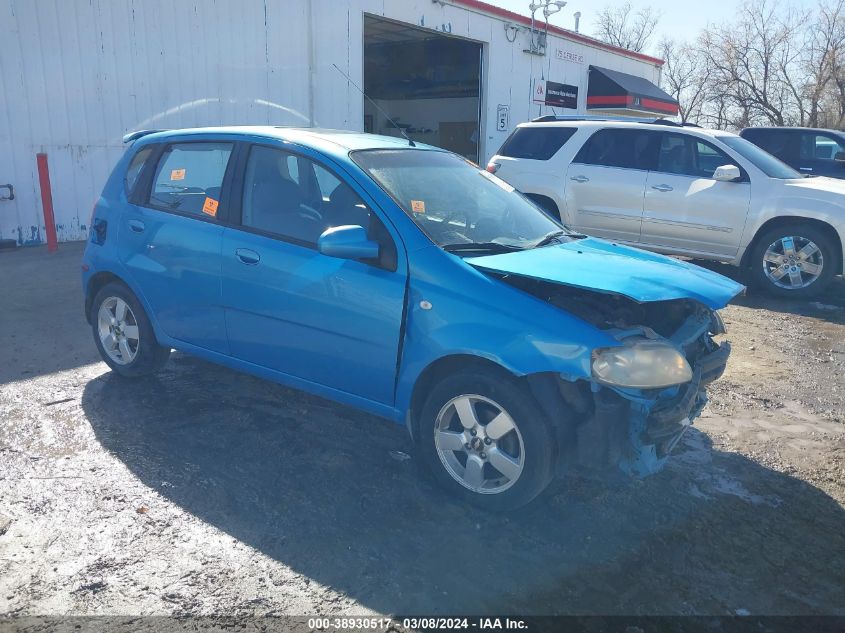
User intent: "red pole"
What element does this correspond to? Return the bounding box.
[36,153,58,252]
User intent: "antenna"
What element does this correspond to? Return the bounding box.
[332,63,415,147]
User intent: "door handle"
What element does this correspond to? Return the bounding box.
[235,248,260,265]
[570,175,589,183]
[651,184,673,192]
[128,219,145,233]
[799,167,813,171]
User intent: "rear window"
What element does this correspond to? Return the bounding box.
[498,126,577,160]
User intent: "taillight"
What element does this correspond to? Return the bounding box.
[486,162,500,174]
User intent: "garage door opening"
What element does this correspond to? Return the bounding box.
[363,15,482,162]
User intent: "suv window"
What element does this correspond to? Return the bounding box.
[742,129,799,163]
[656,133,734,178]
[800,133,845,161]
[241,145,370,245]
[574,128,658,170]
[498,127,577,160]
[125,146,154,195]
[149,143,233,217]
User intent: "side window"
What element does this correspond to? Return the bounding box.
[754,131,798,163]
[241,146,371,245]
[800,134,845,161]
[498,127,577,160]
[124,146,154,195]
[149,143,233,217]
[656,134,733,178]
[574,129,658,170]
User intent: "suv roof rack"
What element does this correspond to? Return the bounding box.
[122,129,167,144]
[530,115,700,128]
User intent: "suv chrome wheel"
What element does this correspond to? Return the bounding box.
[434,394,525,494]
[762,235,824,290]
[97,296,140,365]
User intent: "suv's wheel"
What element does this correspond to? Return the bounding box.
[418,368,555,511]
[750,224,837,298]
[91,282,170,376]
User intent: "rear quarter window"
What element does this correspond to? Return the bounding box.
[124,146,154,195]
[497,127,577,160]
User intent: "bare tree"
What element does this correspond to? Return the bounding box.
[594,2,660,53]
[658,38,711,124]
[699,0,808,128]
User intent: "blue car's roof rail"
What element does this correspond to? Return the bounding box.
[122,129,167,144]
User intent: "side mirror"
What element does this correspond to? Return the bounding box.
[834,151,845,163]
[318,225,379,260]
[713,164,742,182]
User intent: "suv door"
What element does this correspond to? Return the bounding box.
[641,132,750,258]
[221,143,407,406]
[797,131,845,178]
[118,140,235,354]
[564,128,658,243]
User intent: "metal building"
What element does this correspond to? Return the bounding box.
[0,0,674,246]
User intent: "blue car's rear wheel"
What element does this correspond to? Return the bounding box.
[91,282,170,377]
[418,367,555,510]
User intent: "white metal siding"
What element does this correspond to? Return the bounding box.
[0,0,662,245]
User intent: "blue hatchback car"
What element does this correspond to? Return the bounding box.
[83,127,744,509]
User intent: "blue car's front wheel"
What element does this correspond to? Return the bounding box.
[418,367,555,511]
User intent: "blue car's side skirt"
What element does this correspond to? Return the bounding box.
[158,335,404,424]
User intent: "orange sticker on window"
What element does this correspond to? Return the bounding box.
[202,197,219,217]
[411,200,425,213]
[170,169,186,181]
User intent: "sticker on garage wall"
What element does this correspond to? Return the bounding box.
[170,169,186,181]
[411,200,425,213]
[202,197,219,217]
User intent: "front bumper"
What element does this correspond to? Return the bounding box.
[563,310,731,478]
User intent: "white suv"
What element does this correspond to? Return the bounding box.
[487,118,845,297]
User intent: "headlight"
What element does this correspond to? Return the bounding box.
[592,338,692,389]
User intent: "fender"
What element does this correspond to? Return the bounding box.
[393,246,619,417]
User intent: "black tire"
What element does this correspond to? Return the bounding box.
[418,367,556,511]
[90,281,170,377]
[750,224,838,299]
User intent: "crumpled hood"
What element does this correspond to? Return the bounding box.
[465,237,745,309]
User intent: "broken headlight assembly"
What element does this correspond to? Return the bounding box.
[592,338,693,389]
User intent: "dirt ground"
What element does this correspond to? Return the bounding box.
[0,242,843,618]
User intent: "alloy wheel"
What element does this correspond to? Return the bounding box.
[434,394,525,494]
[97,296,140,365]
[762,235,824,290]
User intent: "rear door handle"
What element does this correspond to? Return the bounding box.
[128,219,145,233]
[570,175,589,183]
[235,248,260,265]
[651,184,673,192]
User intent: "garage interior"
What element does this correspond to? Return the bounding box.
[363,15,483,162]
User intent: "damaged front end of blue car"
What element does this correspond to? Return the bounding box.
[469,251,741,481]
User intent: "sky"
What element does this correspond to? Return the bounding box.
[488,0,813,55]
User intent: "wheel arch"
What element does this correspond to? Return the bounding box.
[523,193,561,221]
[85,271,125,323]
[742,216,843,275]
[406,354,519,442]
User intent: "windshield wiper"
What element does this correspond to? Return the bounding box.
[529,229,579,249]
[444,242,524,254]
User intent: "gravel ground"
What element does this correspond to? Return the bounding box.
[1,243,844,618]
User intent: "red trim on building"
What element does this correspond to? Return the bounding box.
[449,0,665,66]
[587,95,678,115]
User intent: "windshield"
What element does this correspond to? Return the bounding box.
[352,149,568,252]
[718,135,803,179]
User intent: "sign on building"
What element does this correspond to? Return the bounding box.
[544,81,578,109]
[496,105,510,131]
